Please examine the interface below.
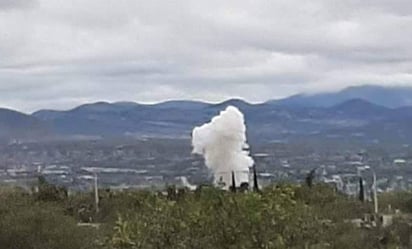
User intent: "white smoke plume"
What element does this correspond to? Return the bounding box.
[192,106,254,188]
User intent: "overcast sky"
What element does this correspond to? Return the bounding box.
[1,0,412,112]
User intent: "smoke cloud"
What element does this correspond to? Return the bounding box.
[192,106,254,188]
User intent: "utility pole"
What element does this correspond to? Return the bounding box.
[373,172,379,214]
[94,173,99,213]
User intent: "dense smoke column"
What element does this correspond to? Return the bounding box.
[192,106,254,188]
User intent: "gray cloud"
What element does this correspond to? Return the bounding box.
[0,0,38,10]
[1,0,412,112]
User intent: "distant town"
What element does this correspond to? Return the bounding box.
[1,137,412,196]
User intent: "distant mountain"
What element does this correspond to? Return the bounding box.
[146,100,210,110]
[329,99,389,117]
[211,98,255,110]
[29,97,412,144]
[0,84,408,144]
[0,108,50,140]
[33,101,214,137]
[271,85,412,108]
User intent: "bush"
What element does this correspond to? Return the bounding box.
[0,188,99,249]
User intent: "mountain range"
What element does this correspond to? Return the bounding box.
[271,85,412,108]
[2,85,412,144]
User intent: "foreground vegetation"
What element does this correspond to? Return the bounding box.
[1,180,412,249]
